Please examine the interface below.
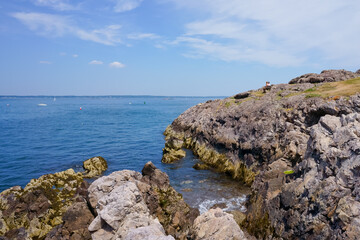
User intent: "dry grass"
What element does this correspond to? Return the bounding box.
[305,77,360,98]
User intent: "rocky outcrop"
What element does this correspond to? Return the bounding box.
[162,70,360,239]
[83,156,108,178]
[289,69,359,84]
[0,169,87,239]
[191,208,247,240]
[88,162,199,240]
[0,157,110,239]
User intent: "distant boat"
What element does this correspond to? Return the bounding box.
[38,103,47,106]
[53,97,56,101]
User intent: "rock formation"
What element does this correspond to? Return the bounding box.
[0,156,108,239]
[83,156,108,178]
[191,208,247,240]
[289,69,360,84]
[0,169,87,239]
[162,69,360,239]
[87,162,199,240]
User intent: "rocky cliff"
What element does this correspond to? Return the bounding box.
[162,69,360,239]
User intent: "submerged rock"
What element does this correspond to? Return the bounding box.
[83,156,108,178]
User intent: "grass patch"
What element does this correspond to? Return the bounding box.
[305,93,322,98]
[304,77,360,98]
[252,90,265,98]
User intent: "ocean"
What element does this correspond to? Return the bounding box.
[0,96,248,213]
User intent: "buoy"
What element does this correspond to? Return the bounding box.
[80,107,82,110]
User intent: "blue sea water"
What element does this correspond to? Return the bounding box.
[0,96,248,212]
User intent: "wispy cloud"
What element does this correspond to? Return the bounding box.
[89,60,103,65]
[72,54,78,58]
[114,0,143,12]
[12,12,122,45]
[109,61,125,68]
[39,60,51,64]
[33,0,78,11]
[127,33,160,40]
[165,0,360,67]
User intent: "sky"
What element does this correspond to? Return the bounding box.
[1,0,360,96]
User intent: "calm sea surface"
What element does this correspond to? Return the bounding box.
[0,96,248,212]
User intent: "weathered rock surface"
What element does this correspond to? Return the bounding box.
[88,162,199,240]
[0,157,109,239]
[0,169,86,239]
[45,201,94,240]
[191,208,247,240]
[289,69,360,84]
[162,69,360,239]
[83,156,108,178]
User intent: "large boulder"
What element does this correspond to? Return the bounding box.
[87,162,199,240]
[191,208,247,240]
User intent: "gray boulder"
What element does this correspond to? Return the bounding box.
[191,208,247,240]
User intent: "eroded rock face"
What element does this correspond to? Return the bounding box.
[83,156,108,178]
[289,69,360,84]
[162,70,360,239]
[191,208,247,240]
[88,162,199,240]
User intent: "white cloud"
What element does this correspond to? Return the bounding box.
[89,60,103,65]
[72,54,78,58]
[127,33,160,40]
[109,61,125,68]
[12,12,122,45]
[39,60,51,64]
[33,0,78,11]
[114,0,143,12]
[165,0,360,67]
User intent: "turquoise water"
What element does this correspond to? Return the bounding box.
[0,96,248,211]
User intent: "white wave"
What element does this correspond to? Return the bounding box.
[198,195,247,214]
[37,103,47,106]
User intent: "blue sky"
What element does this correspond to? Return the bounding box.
[1,0,360,96]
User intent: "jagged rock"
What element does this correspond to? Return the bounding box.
[162,70,360,239]
[83,156,108,178]
[191,208,247,240]
[88,162,198,240]
[289,69,359,84]
[45,201,94,240]
[0,169,86,239]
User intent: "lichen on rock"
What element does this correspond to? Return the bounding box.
[83,156,108,178]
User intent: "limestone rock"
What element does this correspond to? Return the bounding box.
[191,208,247,240]
[83,156,108,178]
[88,162,198,240]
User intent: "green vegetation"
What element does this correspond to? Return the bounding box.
[284,170,294,174]
[304,77,360,98]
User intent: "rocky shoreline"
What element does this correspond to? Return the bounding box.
[1,69,360,239]
[0,159,247,240]
[162,69,360,239]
